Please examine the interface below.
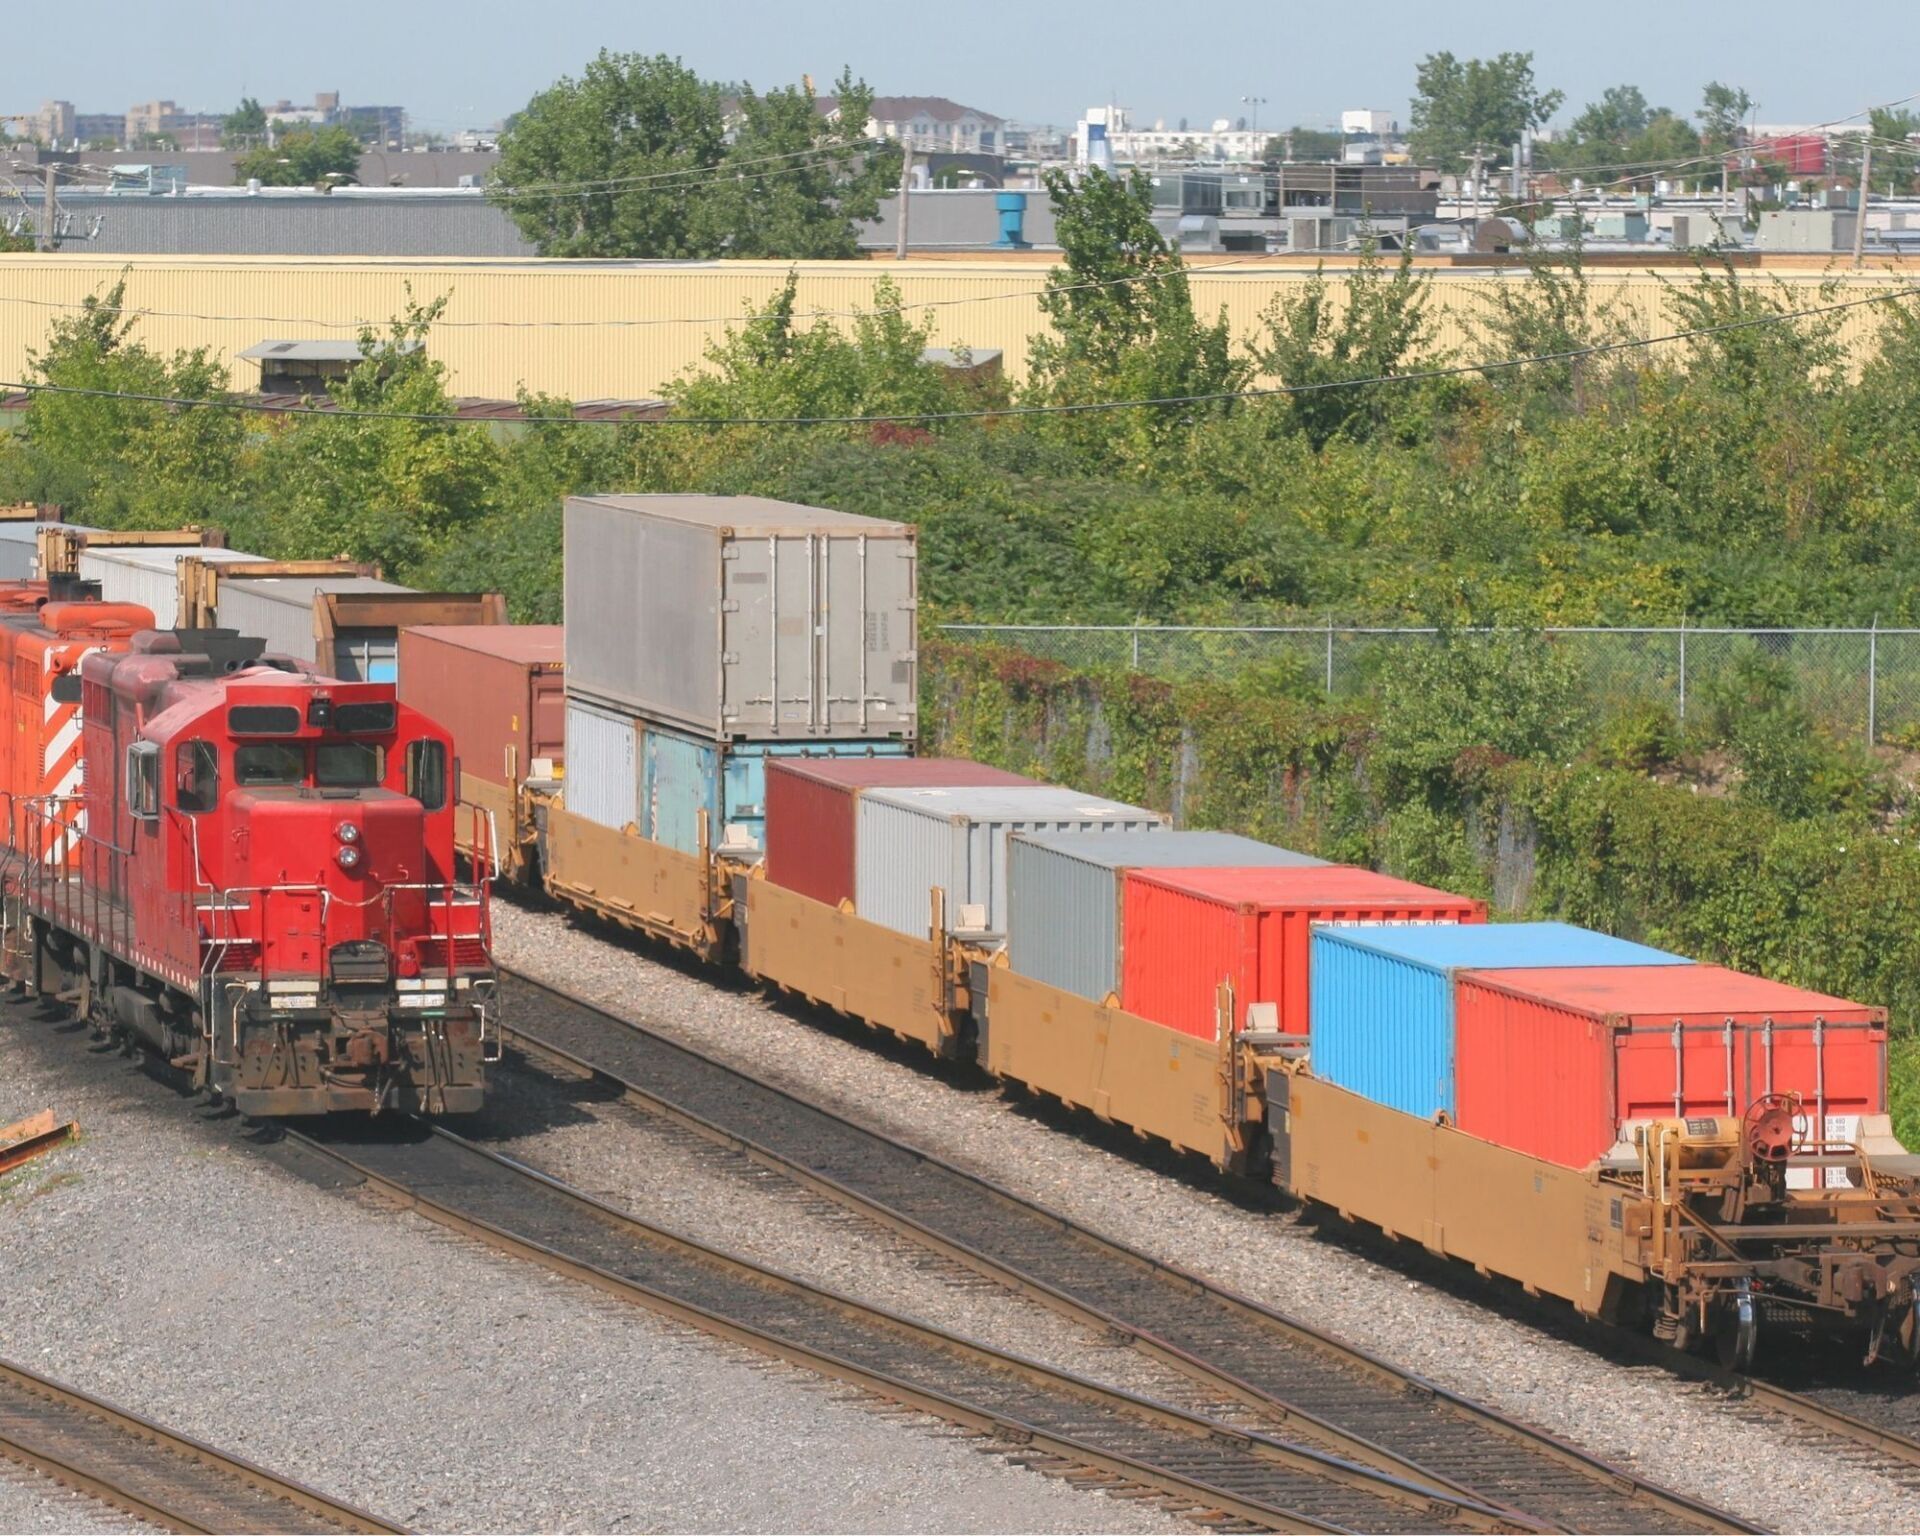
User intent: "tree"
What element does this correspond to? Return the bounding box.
[1253,240,1433,448]
[233,126,362,187]
[1408,52,1562,172]
[1553,86,1701,184]
[1023,169,1244,466]
[693,69,897,259]
[223,96,268,147]
[1698,82,1755,155]
[490,51,726,258]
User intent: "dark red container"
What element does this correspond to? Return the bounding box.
[397,625,565,790]
[1454,964,1887,1169]
[764,757,1035,908]
[1119,866,1486,1040]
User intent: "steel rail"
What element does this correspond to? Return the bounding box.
[494,967,1749,1535]
[285,1120,1522,1536]
[0,1356,402,1534]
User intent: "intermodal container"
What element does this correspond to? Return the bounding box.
[639,722,910,858]
[564,494,917,742]
[1309,923,1693,1121]
[212,575,415,677]
[398,625,565,789]
[1008,831,1328,1004]
[855,785,1165,940]
[563,697,638,831]
[1119,866,1485,1041]
[764,757,1035,908]
[76,546,266,629]
[1454,964,1888,1168]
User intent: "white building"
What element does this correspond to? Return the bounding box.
[1341,108,1395,137]
[1076,106,1268,165]
[821,95,1003,155]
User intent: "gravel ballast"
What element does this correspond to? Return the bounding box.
[0,1465,155,1534]
[0,1001,1186,1534]
[492,900,1920,1534]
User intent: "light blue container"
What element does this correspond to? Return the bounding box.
[639,723,909,857]
[1309,922,1693,1120]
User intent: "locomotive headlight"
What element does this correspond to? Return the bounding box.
[336,843,363,871]
[336,822,361,844]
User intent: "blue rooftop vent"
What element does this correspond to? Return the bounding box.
[995,191,1030,249]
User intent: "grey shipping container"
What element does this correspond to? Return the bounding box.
[0,519,97,580]
[1007,830,1329,1004]
[74,546,268,629]
[564,494,917,742]
[855,785,1165,941]
[563,698,639,830]
[211,575,417,679]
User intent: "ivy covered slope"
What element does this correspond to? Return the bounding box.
[923,633,1920,1147]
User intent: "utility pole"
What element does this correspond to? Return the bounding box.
[39,162,57,252]
[1469,145,1484,223]
[1852,141,1872,268]
[894,139,913,260]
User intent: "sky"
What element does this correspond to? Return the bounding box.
[7,0,1916,135]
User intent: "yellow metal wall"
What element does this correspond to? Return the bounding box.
[0,253,1903,403]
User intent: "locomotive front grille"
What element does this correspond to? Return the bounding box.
[329,940,392,985]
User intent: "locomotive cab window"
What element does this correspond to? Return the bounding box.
[316,741,385,788]
[334,701,396,734]
[405,740,447,811]
[229,704,301,736]
[175,740,218,813]
[126,742,159,820]
[235,742,304,787]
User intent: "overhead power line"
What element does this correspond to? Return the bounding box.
[2,280,1915,429]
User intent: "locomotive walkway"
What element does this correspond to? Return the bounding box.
[493,969,1749,1535]
[0,1356,400,1533]
[289,1118,1519,1534]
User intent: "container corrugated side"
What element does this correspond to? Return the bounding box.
[764,757,1035,908]
[1119,866,1485,1041]
[1454,963,1888,1168]
[1308,922,1695,1118]
[639,722,911,858]
[213,575,411,674]
[562,697,638,830]
[1007,830,1327,1004]
[399,625,564,787]
[76,547,267,630]
[564,494,917,742]
[854,785,1164,940]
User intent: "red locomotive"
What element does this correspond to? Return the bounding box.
[0,589,495,1115]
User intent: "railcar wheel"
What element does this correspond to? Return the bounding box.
[1715,1289,1758,1372]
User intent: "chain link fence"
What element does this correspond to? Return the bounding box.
[938,624,1920,745]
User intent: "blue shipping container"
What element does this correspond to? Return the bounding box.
[1309,922,1693,1120]
[640,723,910,857]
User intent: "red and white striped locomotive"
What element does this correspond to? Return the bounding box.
[0,581,495,1115]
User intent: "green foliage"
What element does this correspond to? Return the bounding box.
[1697,83,1755,155]
[492,51,889,260]
[223,97,268,147]
[694,69,896,258]
[1253,242,1433,448]
[233,127,362,187]
[1408,52,1563,172]
[1024,168,1244,468]
[1266,127,1342,161]
[1549,85,1700,182]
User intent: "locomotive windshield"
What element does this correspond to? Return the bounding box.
[235,742,304,786]
[316,741,385,787]
[334,701,396,734]
[230,705,302,735]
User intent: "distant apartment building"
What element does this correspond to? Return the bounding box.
[1076,105,1267,165]
[126,100,224,149]
[267,92,405,144]
[820,95,1003,155]
[1340,109,1397,137]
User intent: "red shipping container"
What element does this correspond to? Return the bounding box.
[1454,964,1887,1169]
[1119,866,1486,1040]
[764,757,1035,908]
[397,625,565,790]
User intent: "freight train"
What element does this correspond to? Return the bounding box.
[388,493,1920,1372]
[0,571,498,1115]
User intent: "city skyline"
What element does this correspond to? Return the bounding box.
[4,0,1915,137]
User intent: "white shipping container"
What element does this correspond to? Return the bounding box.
[563,697,639,831]
[75,546,267,629]
[855,785,1165,940]
[212,575,414,676]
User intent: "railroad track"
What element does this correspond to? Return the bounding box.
[0,1356,399,1534]
[288,1118,1523,1535]
[494,968,1749,1535]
